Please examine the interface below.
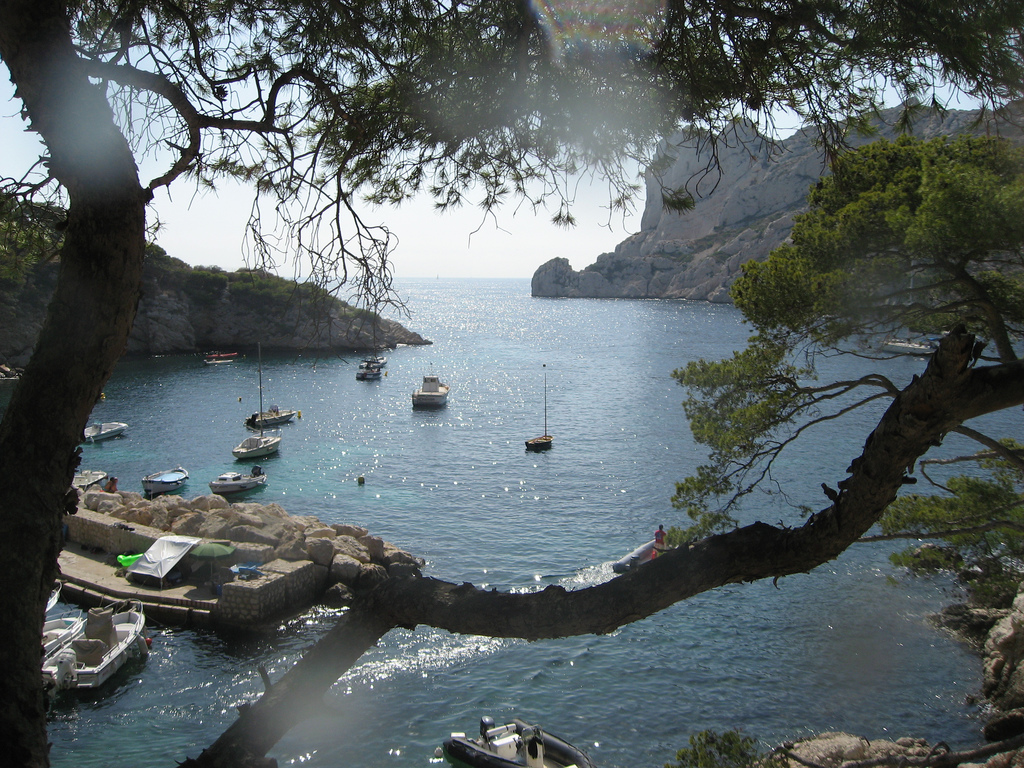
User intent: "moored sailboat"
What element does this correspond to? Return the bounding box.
[234,343,281,459]
[525,365,552,451]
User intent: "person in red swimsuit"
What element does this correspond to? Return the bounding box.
[654,524,666,551]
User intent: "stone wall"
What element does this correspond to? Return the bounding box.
[214,559,328,627]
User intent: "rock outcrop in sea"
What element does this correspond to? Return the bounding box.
[0,251,428,366]
[532,107,1023,301]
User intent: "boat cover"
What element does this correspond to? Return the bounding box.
[128,535,201,579]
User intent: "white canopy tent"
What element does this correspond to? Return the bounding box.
[127,535,201,582]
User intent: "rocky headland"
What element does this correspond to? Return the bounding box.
[0,249,428,367]
[532,107,1023,301]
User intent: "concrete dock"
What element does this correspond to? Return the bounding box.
[58,543,221,628]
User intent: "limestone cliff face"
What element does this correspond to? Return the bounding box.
[533,107,1018,301]
[0,258,428,366]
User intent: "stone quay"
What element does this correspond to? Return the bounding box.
[58,487,425,630]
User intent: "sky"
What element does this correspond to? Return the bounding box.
[1,80,644,281]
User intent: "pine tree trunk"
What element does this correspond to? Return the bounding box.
[0,0,147,764]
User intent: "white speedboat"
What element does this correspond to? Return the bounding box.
[42,614,86,659]
[412,374,449,408]
[232,434,281,459]
[245,405,297,428]
[82,421,128,442]
[141,466,189,496]
[440,716,597,768]
[209,467,267,494]
[42,602,148,692]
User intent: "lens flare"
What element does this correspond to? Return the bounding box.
[529,0,667,64]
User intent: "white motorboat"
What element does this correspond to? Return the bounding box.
[141,466,189,496]
[42,602,148,692]
[356,359,383,380]
[412,373,450,408]
[203,351,238,364]
[209,467,267,494]
[42,614,86,659]
[245,405,297,429]
[82,421,128,442]
[72,470,108,491]
[232,434,281,459]
[882,338,937,354]
[440,716,597,768]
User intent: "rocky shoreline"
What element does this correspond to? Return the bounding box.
[73,486,425,612]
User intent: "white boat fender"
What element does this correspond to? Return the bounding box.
[136,634,150,657]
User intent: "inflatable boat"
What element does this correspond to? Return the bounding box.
[611,539,658,573]
[441,716,597,768]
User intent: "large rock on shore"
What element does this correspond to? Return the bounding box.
[532,107,1023,302]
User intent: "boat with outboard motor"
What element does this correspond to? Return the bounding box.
[42,601,148,692]
[356,359,384,380]
[245,405,297,428]
[611,539,658,573]
[440,716,597,768]
[209,466,267,494]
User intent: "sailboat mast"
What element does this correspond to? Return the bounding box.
[543,366,547,436]
[257,343,265,437]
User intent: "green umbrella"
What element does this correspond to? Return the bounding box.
[190,541,237,582]
[191,541,236,558]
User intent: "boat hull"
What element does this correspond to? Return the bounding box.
[82,422,128,442]
[245,410,297,428]
[611,539,657,573]
[232,435,281,459]
[209,473,267,494]
[525,435,553,451]
[442,719,596,768]
[142,467,189,496]
[412,392,448,407]
[42,603,147,692]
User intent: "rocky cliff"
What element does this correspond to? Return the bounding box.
[0,253,428,366]
[532,107,1021,301]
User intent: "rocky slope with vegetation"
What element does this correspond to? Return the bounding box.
[532,107,1022,301]
[0,249,428,366]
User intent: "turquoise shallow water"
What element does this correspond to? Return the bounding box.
[10,278,1004,767]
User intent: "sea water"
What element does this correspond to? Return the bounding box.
[8,279,999,767]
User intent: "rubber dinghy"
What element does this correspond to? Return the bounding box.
[441,716,597,768]
[611,539,657,573]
